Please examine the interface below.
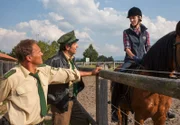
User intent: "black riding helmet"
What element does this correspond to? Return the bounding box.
[127,7,142,18]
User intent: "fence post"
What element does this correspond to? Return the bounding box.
[96,75,108,125]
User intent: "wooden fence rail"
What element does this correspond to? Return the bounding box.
[95,70,180,125]
[76,61,123,69]
[99,70,180,99]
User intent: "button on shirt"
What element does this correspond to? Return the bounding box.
[0,64,80,125]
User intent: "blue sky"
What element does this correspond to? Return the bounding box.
[0,0,179,59]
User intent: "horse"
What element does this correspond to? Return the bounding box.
[111,31,180,125]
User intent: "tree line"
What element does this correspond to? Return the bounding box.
[1,40,114,62]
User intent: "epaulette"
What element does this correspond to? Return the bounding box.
[3,69,16,79]
[38,64,46,67]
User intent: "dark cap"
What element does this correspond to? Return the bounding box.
[127,7,142,18]
[57,30,79,44]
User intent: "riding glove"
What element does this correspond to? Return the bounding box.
[133,56,142,64]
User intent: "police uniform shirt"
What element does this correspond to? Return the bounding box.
[0,64,80,125]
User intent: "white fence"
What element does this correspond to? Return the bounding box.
[0,60,16,77]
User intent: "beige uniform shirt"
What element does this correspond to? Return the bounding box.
[0,64,80,125]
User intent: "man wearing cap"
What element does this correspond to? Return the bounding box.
[45,30,100,125]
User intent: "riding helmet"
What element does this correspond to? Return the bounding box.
[127,7,142,18]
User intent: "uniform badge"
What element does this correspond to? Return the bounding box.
[3,69,16,79]
[143,36,146,41]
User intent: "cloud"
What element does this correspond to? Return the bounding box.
[40,0,177,38]
[0,28,27,52]
[143,16,177,44]
[58,21,74,31]
[0,0,178,58]
[41,0,127,33]
[104,43,120,53]
[16,20,64,41]
[48,12,64,21]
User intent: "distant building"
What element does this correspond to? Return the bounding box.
[0,53,17,77]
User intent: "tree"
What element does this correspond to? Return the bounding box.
[9,47,16,58]
[37,40,59,61]
[107,56,114,61]
[97,55,114,62]
[83,44,98,62]
[97,55,107,62]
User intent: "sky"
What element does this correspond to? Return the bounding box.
[0,0,179,60]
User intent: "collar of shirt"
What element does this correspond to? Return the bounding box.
[134,26,141,35]
[63,51,74,62]
[19,64,39,78]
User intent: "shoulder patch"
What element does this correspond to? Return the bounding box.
[3,69,16,79]
[38,64,46,67]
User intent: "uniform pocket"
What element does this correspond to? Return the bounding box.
[16,84,33,96]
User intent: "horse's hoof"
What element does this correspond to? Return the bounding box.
[167,111,175,120]
[111,113,119,122]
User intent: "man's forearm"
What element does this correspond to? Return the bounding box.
[79,71,92,77]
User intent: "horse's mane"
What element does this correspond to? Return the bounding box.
[142,31,176,73]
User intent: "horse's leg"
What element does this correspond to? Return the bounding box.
[152,114,166,125]
[117,108,129,125]
[152,96,172,125]
[134,113,144,125]
[122,110,128,125]
[117,107,122,125]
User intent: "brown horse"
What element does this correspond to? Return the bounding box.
[112,31,180,125]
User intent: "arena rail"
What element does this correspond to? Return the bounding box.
[78,67,180,125]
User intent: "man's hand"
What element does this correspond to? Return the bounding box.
[92,67,102,75]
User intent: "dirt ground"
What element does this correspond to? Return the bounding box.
[78,76,180,125]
